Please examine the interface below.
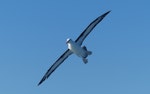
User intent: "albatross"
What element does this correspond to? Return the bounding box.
[38,11,110,86]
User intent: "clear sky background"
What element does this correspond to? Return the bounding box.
[0,0,150,94]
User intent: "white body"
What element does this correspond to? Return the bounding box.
[67,39,87,58]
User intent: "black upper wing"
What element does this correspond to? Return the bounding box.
[38,49,72,86]
[75,11,111,45]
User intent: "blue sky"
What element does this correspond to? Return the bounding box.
[0,0,150,94]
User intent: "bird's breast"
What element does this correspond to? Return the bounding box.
[67,42,86,58]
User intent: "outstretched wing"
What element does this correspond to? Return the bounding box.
[75,11,111,45]
[38,49,72,86]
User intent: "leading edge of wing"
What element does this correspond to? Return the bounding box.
[38,49,72,86]
[75,11,111,45]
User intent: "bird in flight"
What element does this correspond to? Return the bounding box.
[38,11,110,86]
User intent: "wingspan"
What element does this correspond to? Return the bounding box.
[38,49,72,86]
[75,11,111,45]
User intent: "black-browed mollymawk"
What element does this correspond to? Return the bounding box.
[38,11,110,86]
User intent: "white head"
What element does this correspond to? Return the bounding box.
[66,38,72,44]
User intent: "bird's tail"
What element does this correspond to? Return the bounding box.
[82,46,92,55]
[87,51,92,55]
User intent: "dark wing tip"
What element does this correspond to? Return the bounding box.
[102,10,111,18]
[37,81,42,86]
[37,76,47,86]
